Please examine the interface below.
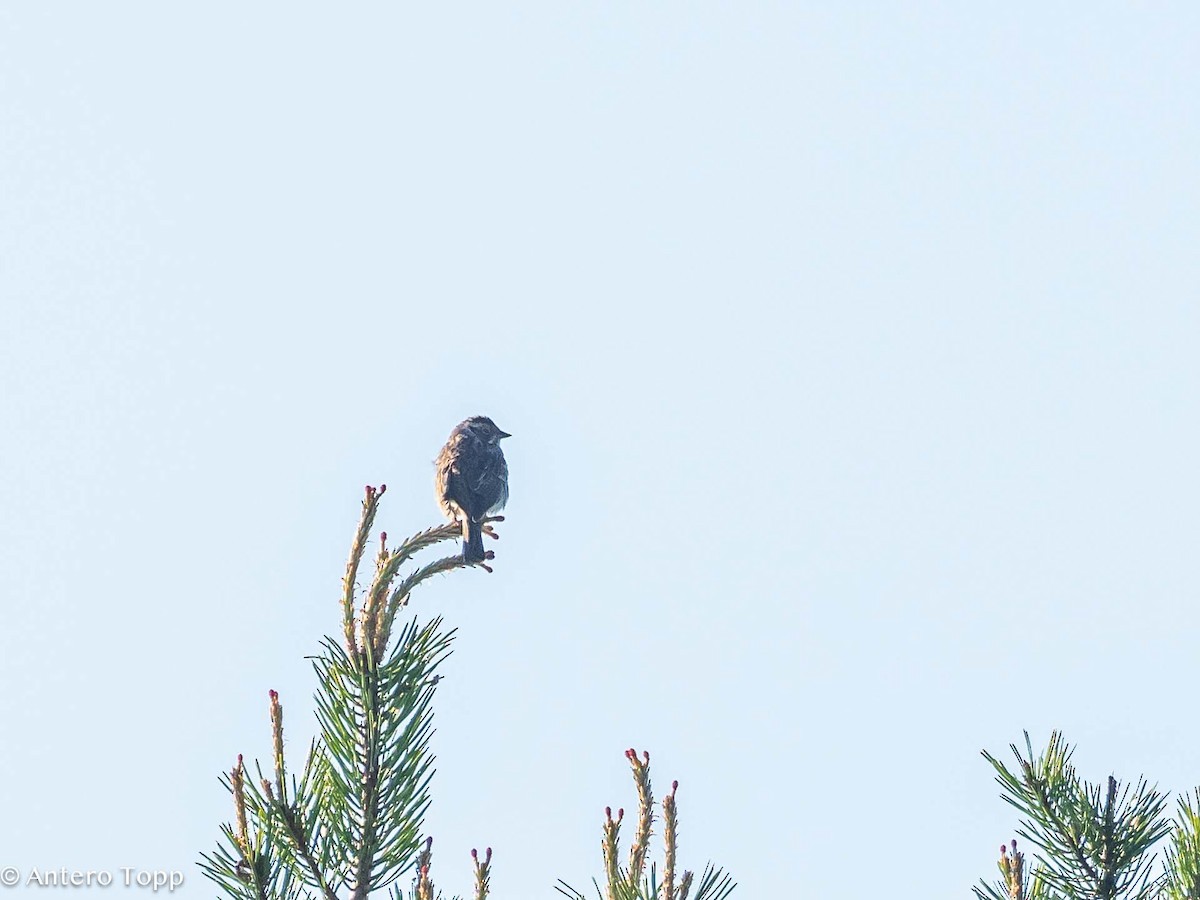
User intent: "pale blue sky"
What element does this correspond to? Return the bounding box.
[1,4,1198,898]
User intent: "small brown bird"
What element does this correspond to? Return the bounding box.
[435,416,510,564]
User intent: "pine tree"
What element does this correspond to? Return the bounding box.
[201,484,734,900]
[976,731,1200,900]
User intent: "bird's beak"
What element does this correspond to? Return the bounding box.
[498,430,512,439]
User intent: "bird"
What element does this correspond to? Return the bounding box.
[435,416,510,564]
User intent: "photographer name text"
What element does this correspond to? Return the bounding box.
[0,868,184,892]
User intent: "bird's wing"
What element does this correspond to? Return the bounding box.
[472,452,506,492]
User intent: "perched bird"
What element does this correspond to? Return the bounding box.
[435,416,510,564]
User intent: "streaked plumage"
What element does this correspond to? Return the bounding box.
[435,416,510,563]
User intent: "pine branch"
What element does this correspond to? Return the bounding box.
[1164,789,1200,900]
[276,798,339,900]
[343,485,386,657]
[557,750,735,900]
[375,549,466,659]
[662,781,679,900]
[349,661,384,900]
[626,749,654,885]
[471,847,492,900]
[207,485,483,900]
[981,731,1170,900]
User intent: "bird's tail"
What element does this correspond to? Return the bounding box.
[463,517,486,563]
